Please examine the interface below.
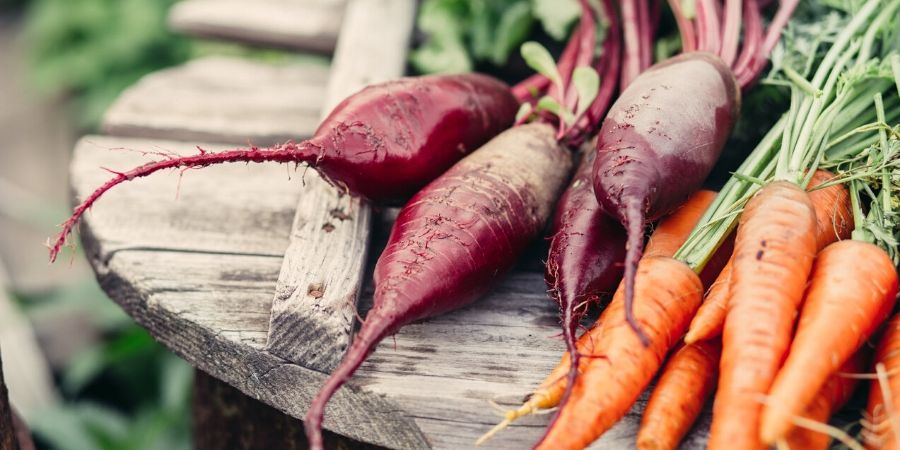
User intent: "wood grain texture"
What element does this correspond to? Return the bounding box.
[193,369,387,450]
[71,136,711,448]
[102,57,329,146]
[264,0,416,372]
[168,0,344,53]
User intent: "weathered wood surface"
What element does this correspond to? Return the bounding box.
[169,0,344,53]
[193,369,386,450]
[265,0,416,372]
[70,135,710,449]
[102,57,329,146]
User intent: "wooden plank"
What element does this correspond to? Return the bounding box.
[192,369,386,450]
[168,0,344,53]
[102,57,329,146]
[264,0,416,372]
[70,136,711,448]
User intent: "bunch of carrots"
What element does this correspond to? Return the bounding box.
[480,0,900,448]
[48,0,900,448]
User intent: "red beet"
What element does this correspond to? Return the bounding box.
[304,123,573,449]
[592,52,740,342]
[545,148,626,395]
[49,73,518,262]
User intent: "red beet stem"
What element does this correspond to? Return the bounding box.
[563,0,598,112]
[733,0,763,81]
[762,0,800,56]
[636,0,653,71]
[49,142,317,262]
[565,0,622,144]
[735,0,800,86]
[696,0,722,54]
[541,149,626,435]
[548,20,585,103]
[666,0,696,52]
[620,0,643,88]
[720,0,743,65]
[304,307,393,450]
[511,73,551,103]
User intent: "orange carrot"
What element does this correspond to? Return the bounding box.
[645,191,718,258]
[785,352,864,450]
[762,240,898,443]
[476,191,717,444]
[684,170,850,344]
[684,259,732,344]
[708,181,818,450]
[636,339,721,450]
[865,314,900,450]
[534,256,704,449]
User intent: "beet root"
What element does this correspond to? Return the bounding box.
[592,52,740,341]
[545,146,626,411]
[50,73,518,262]
[303,123,573,449]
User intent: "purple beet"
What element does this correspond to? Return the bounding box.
[50,73,518,262]
[592,52,740,342]
[545,148,626,398]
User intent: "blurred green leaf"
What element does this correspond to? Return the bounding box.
[571,66,599,118]
[410,37,472,74]
[30,406,101,450]
[24,0,299,130]
[62,326,156,394]
[515,102,534,122]
[531,0,580,40]
[410,0,472,73]
[411,0,581,74]
[159,355,192,414]
[521,41,563,90]
[491,2,535,65]
[536,95,574,125]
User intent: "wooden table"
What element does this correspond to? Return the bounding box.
[70,0,710,448]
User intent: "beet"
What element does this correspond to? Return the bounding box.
[592,52,740,341]
[304,123,573,449]
[50,73,518,262]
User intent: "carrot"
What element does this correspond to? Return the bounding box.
[684,259,732,345]
[645,191,719,258]
[708,180,818,450]
[684,169,851,344]
[761,240,898,443]
[636,339,721,450]
[785,352,864,450]
[533,256,703,449]
[49,73,518,262]
[865,314,900,450]
[477,190,715,445]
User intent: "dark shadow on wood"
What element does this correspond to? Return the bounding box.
[0,351,34,450]
[193,369,387,450]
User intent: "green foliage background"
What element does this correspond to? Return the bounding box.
[410,0,581,74]
[23,0,304,130]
